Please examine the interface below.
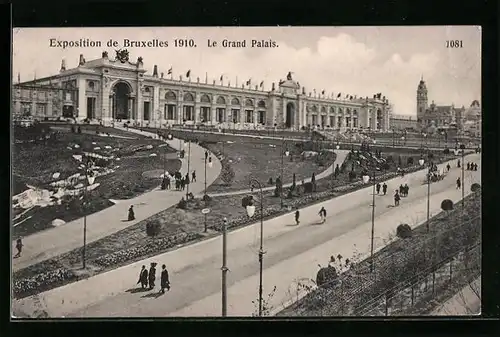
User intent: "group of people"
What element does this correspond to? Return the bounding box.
[137,262,171,294]
[466,162,479,171]
[398,183,410,197]
[161,170,197,191]
[375,182,389,195]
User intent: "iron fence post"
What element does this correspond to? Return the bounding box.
[449,259,453,283]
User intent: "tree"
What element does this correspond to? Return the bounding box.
[396,223,412,238]
[291,173,297,191]
[220,162,235,185]
[274,176,283,197]
[311,173,316,192]
[471,183,481,193]
[146,219,162,238]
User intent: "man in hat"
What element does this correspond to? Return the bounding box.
[128,205,135,221]
[160,264,170,294]
[148,263,157,290]
[137,265,148,289]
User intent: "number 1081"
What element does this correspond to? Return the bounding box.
[446,40,463,48]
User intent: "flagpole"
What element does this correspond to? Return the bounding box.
[236,76,238,88]
[205,72,208,84]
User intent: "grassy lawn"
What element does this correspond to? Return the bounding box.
[277,192,481,316]
[12,125,181,238]
[142,127,336,193]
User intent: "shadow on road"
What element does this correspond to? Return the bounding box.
[141,291,165,299]
[125,287,149,294]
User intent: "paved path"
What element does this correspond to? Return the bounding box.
[431,277,481,315]
[13,154,480,317]
[12,128,222,272]
[204,150,349,198]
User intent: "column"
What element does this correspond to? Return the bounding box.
[350,109,354,129]
[153,85,160,124]
[178,91,183,124]
[195,92,201,124]
[364,107,370,128]
[135,82,143,123]
[254,101,258,127]
[371,109,377,129]
[211,95,217,125]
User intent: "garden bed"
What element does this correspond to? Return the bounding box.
[12,125,180,238]
[138,127,336,193]
[276,192,481,316]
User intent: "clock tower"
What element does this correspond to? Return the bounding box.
[416,75,428,128]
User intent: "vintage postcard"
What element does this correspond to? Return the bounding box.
[11,26,481,318]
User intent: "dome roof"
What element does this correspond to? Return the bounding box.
[417,80,427,90]
[470,100,480,108]
[280,79,300,89]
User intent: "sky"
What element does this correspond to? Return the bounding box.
[12,26,481,116]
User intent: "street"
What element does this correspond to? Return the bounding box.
[14,153,480,317]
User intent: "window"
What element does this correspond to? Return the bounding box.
[258,100,266,108]
[419,107,423,113]
[346,117,351,127]
[321,106,326,113]
[245,99,253,107]
[259,111,266,124]
[245,110,253,123]
[201,107,210,122]
[184,92,194,102]
[338,116,342,127]
[200,94,211,103]
[65,92,71,101]
[330,116,335,127]
[312,115,317,126]
[21,102,31,115]
[165,104,176,120]
[216,108,226,122]
[330,107,335,114]
[353,118,358,128]
[165,91,176,101]
[321,115,326,126]
[231,97,240,105]
[312,105,317,113]
[231,109,240,123]
[36,103,46,115]
[183,105,194,121]
[217,96,226,105]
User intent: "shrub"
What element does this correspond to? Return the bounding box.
[241,195,254,208]
[441,199,454,211]
[13,268,77,299]
[77,126,82,134]
[443,148,450,155]
[471,183,481,193]
[146,219,162,238]
[303,182,314,193]
[220,163,235,185]
[177,197,187,209]
[396,224,412,239]
[286,188,294,199]
[407,157,414,165]
[202,194,213,202]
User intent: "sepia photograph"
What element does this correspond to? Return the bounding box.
[11,26,481,318]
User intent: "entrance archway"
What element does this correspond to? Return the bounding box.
[112,82,132,120]
[285,102,295,128]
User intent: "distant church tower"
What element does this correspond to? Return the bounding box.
[416,75,428,127]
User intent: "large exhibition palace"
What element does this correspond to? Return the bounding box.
[13,51,392,131]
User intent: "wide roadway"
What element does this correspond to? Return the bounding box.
[14,154,480,317]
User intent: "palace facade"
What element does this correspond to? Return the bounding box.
[13,52,392,131]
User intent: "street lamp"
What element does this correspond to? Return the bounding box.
[221,217,228,317]
[369,166,378,273]
[185,139,192,199]
[245,178,265,316]
[204,150,208,232]
[82,158,96,269]
[460,144,465,213]
[280,137,289,208]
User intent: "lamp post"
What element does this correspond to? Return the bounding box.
[369,166,377,273]
[426,161,432,233]
[204,150,208,232]
[280,138,289,208]
[82,158,96,269]
[245,178,265,316]
[221,217,228,316]
[460,144,465,213]
[185,139,192,199]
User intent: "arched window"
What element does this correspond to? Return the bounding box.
[353,109,358,115]
[346,108,350,114]
[245,98,253,107]
[184,92,194,102]
[321,106,326,113]
[217,96,226,105]
[312,105,318,113]
[330,107,335,114]
[200,94,211,103]
[338,107,343,114]
[258,100,266,108]
[145,87,150,93]
[165,91,176,101]
[231,97,240,105]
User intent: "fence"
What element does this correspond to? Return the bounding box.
[278,208,481,317]
[355,244,481,316]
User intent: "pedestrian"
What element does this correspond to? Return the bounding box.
[318,207,326,224]
[295,210,300,225]
[14,238,23,258]
[160,264,170,294]
[399,184,404,196]
[456,177,461,189]
[466,162,471,170]
[180,177,185,191]
[128,205,135,221]
[175,179,180,190]
[192,170,196,182]
[334,164,340,178]
[474,163,478,171]
[137,265,148,289]
[376,183,381,195]
[446,163,451,172]
[185,173,190,185]
[208,156,213,168]
[457,159,461,168]
[148,262,157,290]
[404,183,409,197]
[394,190,401,206]
[205,150,209,161]
[165,176,171,189]
[382,183,387,195]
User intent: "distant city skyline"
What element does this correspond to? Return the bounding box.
[12,26,481,115]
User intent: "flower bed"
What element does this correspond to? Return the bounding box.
[93,232,202,268]
[13,268,77,299]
